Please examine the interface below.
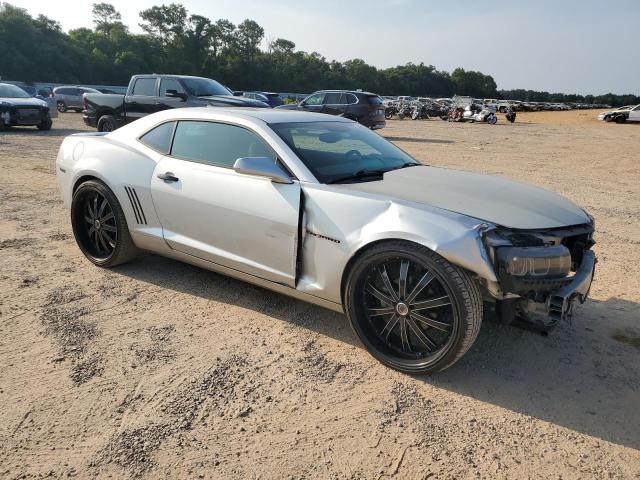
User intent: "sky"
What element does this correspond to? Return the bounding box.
[8,0,640,95]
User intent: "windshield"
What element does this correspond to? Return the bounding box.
[270,121,419,184]
[0,84,31,98]
[181,78,231,97]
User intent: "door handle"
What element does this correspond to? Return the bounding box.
[157,172,179,182]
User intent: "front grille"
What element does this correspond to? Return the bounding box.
[16,108,42,123]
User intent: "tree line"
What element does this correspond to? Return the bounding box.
[1,2,637,106]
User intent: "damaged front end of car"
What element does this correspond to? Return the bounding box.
[481,221,596,329]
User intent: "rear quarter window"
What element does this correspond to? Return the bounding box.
[366,95,383,105]
[139,121,176,154]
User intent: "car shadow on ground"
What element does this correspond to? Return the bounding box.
[114,253,640,451]
[0,126,87,138]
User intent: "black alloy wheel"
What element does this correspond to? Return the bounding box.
[345,241,482,374]
[71,180,138,267]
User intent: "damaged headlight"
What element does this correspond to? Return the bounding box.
[497,245,571,278]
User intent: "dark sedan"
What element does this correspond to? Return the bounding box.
[0,83,52,131]
[277,90,386,129]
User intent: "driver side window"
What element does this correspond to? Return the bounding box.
[171,121,276,168]
[160,78,186,97]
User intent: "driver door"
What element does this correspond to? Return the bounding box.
[149,120,301,287]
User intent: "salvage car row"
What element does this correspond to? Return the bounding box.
[2,74,637,133]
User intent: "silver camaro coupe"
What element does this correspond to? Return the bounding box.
[56,108,596,374]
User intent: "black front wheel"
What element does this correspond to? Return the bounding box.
[37,118,52,130]
[71,180,138,267]
[344,241,483,374]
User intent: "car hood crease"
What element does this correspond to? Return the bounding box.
[342,166,590,229]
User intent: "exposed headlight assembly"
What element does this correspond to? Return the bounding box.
[497,245,571,278]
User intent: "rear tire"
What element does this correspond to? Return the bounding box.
[71,180,139,267]
[57,101,67,113]
[344,241,483,374]
[97,114,117,132]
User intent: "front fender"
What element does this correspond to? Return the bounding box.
[298,184,497,305]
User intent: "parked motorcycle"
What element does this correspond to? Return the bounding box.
[462,104,498,124]
[397,102,413,120]
[384,104,398,120]
[410,102,429,120]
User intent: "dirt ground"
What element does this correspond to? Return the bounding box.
[1,110,639,479]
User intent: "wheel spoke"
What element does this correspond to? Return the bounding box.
[400,319,412,352]
[406,271,434,304]
[102,224,116,233]
[102,229,116,246]
[102,212,114,222]
[93,195,99,220]
[367,284,395,306]
[379,266,399,302]
[411,311,451,333]
[98,197,108,217]
[380,314,399,339]
[86,200,95,219]
[97,230,110,253]
[368,306,396,317]
[88,226,95,237]
[406,317,437,350]
[84,215,93,224]
[411,295,451,311]
[398,260,409,299]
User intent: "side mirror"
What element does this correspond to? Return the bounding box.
[233,157,293,184]
[166,89,186,101]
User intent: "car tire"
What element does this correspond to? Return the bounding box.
[37,118,52,130]
[604,116,612,122]
[71,180,139,267]
[614,115,626,124]
[97,115,118,132]
[57,101,67,113]
[0,116,5,131]
[344,241,483,374]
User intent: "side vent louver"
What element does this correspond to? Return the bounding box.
[124,186,147,225]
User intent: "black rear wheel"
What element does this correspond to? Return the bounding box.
[345,241,482,374]
[71,180,138,267]
[97,114,117,132]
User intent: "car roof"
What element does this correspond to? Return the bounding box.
[315,89,378,96]
[116,107,353,131]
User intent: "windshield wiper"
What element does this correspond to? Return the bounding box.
[327,169,388,184]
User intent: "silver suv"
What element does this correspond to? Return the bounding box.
[53,86,101,113]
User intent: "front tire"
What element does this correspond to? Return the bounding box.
[344,241,483,374]
[57,101,67,113]
[615,115,626,124]
[71,180,138,267]
[37,118,52,130]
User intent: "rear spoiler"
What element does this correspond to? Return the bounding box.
[70,132,110,137]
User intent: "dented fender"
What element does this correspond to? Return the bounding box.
[297,184,497,305]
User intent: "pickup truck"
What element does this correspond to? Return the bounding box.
[83,74,269,132]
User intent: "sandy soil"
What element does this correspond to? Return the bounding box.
[1,111,639,479]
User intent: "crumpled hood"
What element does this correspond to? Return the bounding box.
[344,166,590,229]
[0,96,48,108]
[199,95,268,108]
